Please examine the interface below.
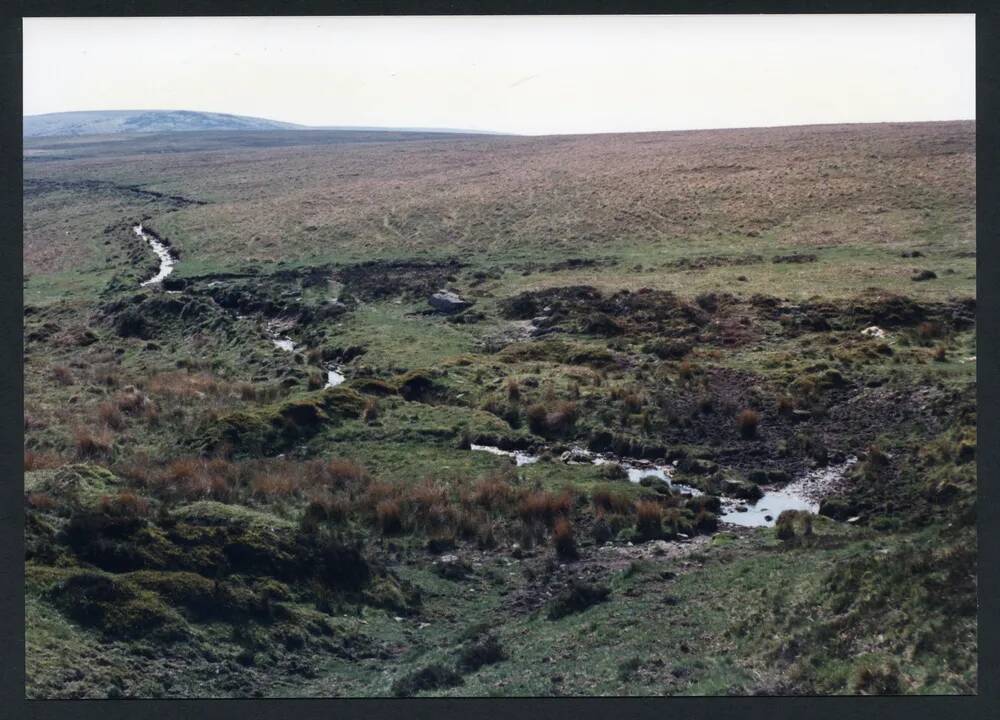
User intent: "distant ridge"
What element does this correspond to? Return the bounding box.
[23,110,504,138]
[23,110,305,137]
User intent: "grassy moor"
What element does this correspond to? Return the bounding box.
[23,121,976,697]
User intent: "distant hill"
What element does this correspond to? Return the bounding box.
[23,110,305,137]
[23,110,504,139]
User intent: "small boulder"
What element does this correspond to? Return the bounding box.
[429,290,472,314]
[721,476,764,502]
[561,449,592,464]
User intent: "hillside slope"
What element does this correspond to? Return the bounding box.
[23,109,304,137]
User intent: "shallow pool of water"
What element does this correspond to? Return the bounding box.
[720,491,818,527]
[720,457,857,527]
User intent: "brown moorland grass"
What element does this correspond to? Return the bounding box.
[591,484,633,515]
[24,122,974,292]
[74,427,114,460]
[634,499,664,540]
[517,489,573,527]
[24,450,65,471]
[552,517,579,560]
[737,409,761,439]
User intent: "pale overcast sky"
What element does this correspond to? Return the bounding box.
[23,15,975,135]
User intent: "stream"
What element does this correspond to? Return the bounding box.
[265,321,345,388]
[131,222,343,386]
[130,221,850,527]
[134,224,176,287]
[470,443,857,528]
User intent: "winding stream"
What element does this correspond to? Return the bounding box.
[470,443,856,528]
[134,224,175,287]
[265,321,346,388]
[130,220,852,527]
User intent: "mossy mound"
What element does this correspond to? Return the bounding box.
[191,387,366,455]
[497,340,616,369]
[32,463,126,506]
[49,571,187,640]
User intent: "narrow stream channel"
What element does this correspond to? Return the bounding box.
[265,321,345,388]
[470,443,856,528]
[134,224,175,287]
[130,221,851,528]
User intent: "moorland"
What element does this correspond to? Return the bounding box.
[23,121,976,697]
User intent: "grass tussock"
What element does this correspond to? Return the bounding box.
[97,402,126,430]
[552,517,578,560]
[24,450,65,471]
[591,484,633,515]
[516,489,572,527]
[74,427,114,461]
[737,409,760,439]
[52,365,74,386]
[634,500,664,541]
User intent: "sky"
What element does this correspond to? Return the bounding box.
[23,15,975,135]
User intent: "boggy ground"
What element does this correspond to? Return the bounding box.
[23,122,976,697]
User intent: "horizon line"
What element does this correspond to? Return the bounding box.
[23,108,977,139]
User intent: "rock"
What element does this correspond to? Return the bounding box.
[818,496,857,521]
[429,290,472,314]
[911,270,937,282]
[317,300,348,319]
[748,469,769,484]
[721,476,764,502]
[561,449,592,464]
[678,458,718,475]
[546,581,611,620]
[434,554,471,580]
[639,475,671,494]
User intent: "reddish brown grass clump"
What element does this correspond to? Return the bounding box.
[470,474,516,512]
[25,492,57,510]
[917,321,943,341]
[251,468,299,498]
[634,500,664,540]
[74,427,114,460]
[323,457,368,487]
[98,490,151,517]
[151,456,237,500]
[737,409,760,439]
[24,450,64,471]
[591,485,633,515]
[362,398,380,423]
[376,498,403,534]
[552,517,579,560]
[517,489,572,527]
[97,402,126,430]
[52,365,74,386]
